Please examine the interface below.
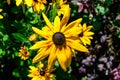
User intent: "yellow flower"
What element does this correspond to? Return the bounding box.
[30,12,88,71]
[57,0,68,16]
[25,0,47,13]
[29,33,38,42]
[78,23,94,46]
[28,63,55,80]
[0,9,3,19]
[19,46,30,60]
[15,0,47,12]
[7,0,11,5]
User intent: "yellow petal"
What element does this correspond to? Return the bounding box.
[7,0,10,5]
[80,37,87,45]
[32,47,51,63]
[67,39,88,52]
[0,15,3,19]
[0,9,2,12]
[64,46,72,67]
[42,13,54,31]
[30,40,52,50]
[84,32,94,36]
[32,27,51,39]
[86,25,93,31]
[61,18,82,33]
[57,47,67,71]
[54,16,60,32]
[16,0,22,6]
[25,0,32,6]
[60,5,70,27]
[83,23,87,31]
[48,45,57,70]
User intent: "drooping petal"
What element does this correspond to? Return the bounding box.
[66,39,88,53]
[60,5,70,27]
[32,47,51,63]
[61,18,82,33]
[42,13,54,31]
[57,47,67,71]
[48,45,57,70]
[30,40,52,50]
[64,46,72,67]
[32,27,51,39]
[54,16,60,32]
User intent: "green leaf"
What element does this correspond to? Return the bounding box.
[118,34,120,38]
[12,33,27,42]
[3,34,9,41]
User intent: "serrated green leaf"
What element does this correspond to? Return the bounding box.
[12,33,27,42]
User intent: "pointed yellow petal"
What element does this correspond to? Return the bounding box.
[48,45,57,70]
[86,25,93,31]
[32,47,51,63]
[60,5,70,27]
[16,0,22,6]
[42,13,54,31]
[80,37,87,46]
[84,32,94,36]
[57,47,67,71]
[83,23,87,31]
[30,40,52,50]
[24,0,32,6]
[64,46,72,67]
[61,18,82,33]
[67,39,88,52]
[54,16,60,32]
[32,27,51,39]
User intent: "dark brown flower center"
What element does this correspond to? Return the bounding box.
[52,32,65,45]
[34,0,38,2]
[79,32,84,37]
[40,70,45,76]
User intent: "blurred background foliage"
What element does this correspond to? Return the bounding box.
[0,0,120,80]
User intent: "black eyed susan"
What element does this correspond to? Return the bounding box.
[78,23,94,46]
[0,9,3,19]
[19,46,30,60]
[16,0,47,13]
[30,11,88,71]
[25,0,47,13]
[28,62,55,80]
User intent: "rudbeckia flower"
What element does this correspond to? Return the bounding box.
[0,9,3,19]
[19,46,30,60]
[78,23,94,46]
[25,0,47,13]
[16,0,47,13]
[28,62,55,80]
[30,12,88,71]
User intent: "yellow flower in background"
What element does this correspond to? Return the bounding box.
[15,0,22,6]
[19,46,30,60]
[29,34,38,42]
[57,0,68,16]
[25,0,47,13]
[15,0,47,12]
[78,23,94,46]
[6,0,11,5]
[30,12,88,71]
[28,62,55,80]
[0,9,3,19]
